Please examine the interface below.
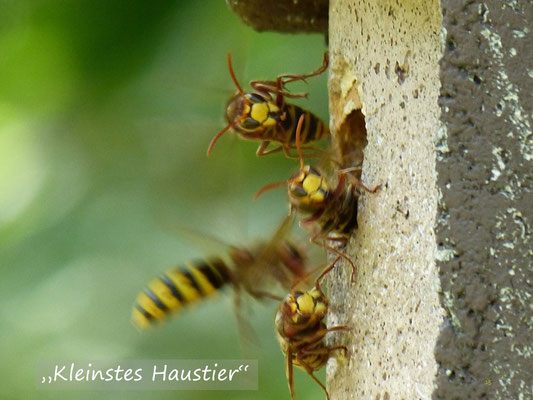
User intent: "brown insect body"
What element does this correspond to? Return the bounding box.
[275,261,348,400]
[225,92,328,145]
[132,217,309,331]
[288,165,360,240]
[207,52,329,157]
[228,238,307,300]
[255,116,380,280]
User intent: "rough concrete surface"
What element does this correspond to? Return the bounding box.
[327,1,443,399]
[436,1,533,399]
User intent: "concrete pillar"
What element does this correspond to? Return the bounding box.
[327,1,443,399]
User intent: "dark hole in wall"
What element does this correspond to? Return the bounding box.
[336,109,368,170]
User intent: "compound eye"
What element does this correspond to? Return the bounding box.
[247,93,265,103]
[241,118,261,129]
[290,186,308,198]
[225,96,242,122]
[309,167,322,177]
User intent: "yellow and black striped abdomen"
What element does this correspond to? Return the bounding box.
[132,258,232,330]
[280,104,329,145]
[293,345,329,371]
[318,184,358,238]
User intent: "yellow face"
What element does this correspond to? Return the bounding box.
[226,93,282,133]
[249,102,278,127]
[284,288,328,324]
[288,166,330,211]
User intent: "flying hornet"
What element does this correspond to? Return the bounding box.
[275,256,349,400]
[132,216,310,332]
[255,115,380,281]
[206,52,330,158]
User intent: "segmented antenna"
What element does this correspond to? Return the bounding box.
[254,180,288,200]
[227,52,245,96]
[206,52,245,157]
[295,115,305,170]
[207,120,238,156]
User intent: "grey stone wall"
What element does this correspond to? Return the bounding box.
[436,1,533,399]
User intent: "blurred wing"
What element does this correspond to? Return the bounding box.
[232,287,261,353]
[157,219,231,256]
[249,214,311,291]
[255,214,296,266]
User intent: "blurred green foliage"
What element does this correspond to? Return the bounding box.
[0,1,329,399]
